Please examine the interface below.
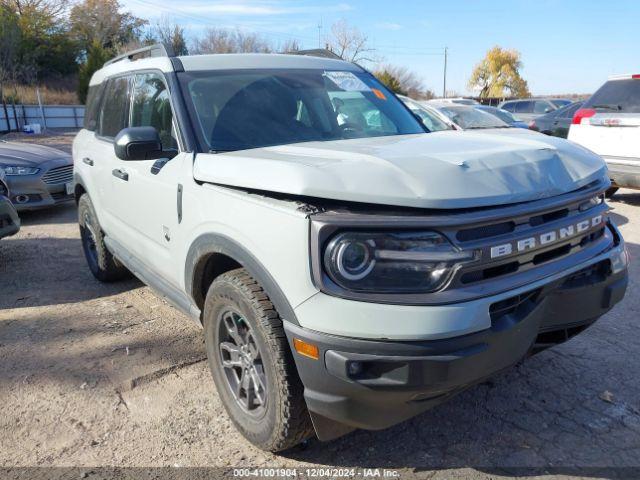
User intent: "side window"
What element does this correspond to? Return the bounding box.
[515,101,533,113]
[501,102,515,112]
[84,84,103,131]
[98,76,130,138]
[131,72,178,151]
[534,101,552,114]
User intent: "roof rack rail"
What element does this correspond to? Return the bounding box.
[104,43,176,67]
[286,48,342,60]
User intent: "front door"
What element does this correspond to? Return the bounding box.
[110,71,186,285]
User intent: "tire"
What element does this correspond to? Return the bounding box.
[605,187,619,199]
[78,194,130,282]
[203,268,313,451]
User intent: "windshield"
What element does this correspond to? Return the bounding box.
[401,97,451,132]
[437,106,509,129]
[478,106,518,124]
[550,99,571,108]
[180,69,425,152]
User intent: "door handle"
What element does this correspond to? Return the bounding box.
[83,157,94,166]
[112,168,129,181]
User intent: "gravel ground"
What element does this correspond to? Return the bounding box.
[1,131,639,479]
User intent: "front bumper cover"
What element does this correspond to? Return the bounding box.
[285,232,628,441]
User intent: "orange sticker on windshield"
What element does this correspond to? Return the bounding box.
[372,88,386,100]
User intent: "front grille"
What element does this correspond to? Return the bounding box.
[42,165,73,185]
[51,191,73,201]
[447,192,611,288]
[490,288,542,323]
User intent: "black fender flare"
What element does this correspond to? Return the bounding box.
[185,233,300,326]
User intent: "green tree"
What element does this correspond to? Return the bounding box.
[375,69,406,95]
[2,0,78,81]
[77,40,109,104]
[153,16,188,56]
[468,46,530,98]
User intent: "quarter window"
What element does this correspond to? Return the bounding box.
[131,73,178,151]
[84,84,103,131]
[98,76,130,138]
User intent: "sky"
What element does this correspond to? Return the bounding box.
[120,0,640,96]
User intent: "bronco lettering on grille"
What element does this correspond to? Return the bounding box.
[490,215,603,259]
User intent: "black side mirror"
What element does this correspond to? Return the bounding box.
[114,127,163,161]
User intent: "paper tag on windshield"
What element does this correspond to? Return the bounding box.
[324,71,370,92]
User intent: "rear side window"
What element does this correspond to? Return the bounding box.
[84,84,103,131]
[98,76,130,138]
[515,101,533,113]
[584,79,640,113]
[131,72,178,151]
[534,101,552,114]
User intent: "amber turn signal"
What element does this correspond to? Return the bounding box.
[293,338,319,360]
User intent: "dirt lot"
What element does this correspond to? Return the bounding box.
[1,131,639,479]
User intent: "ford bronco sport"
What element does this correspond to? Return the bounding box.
[73,44,629,452]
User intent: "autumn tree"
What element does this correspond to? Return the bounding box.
[468,46,530,98]
[69,0,147,54]
[326,20,375,63]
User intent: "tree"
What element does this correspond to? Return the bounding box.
[1,0,78,81]
[153,15,188,56]
[326,20,375,63]
[468,46,530,98]
[191,28,272,54]
[69,0,147,54]
[77,40,109,104]
[374,65,433,99]
[375,70,405,95]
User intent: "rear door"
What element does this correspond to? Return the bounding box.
[569,78,640,161]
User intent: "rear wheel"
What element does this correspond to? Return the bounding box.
[203,268,313,451]
[78,194,130,282]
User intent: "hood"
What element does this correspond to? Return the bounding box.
[193,131,607,209]
[0,141,69,168]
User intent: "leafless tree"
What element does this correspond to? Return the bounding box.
[153,15,188,55]
[191,28,274,54]
[326,20,376,63]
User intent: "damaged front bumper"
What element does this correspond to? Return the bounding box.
[285,223,628,441]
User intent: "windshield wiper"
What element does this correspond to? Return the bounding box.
[209,148,235,154]
[592,104,622,111]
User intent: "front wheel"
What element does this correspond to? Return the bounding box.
[203,268,313,451]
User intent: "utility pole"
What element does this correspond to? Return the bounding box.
[443,46,448,98]
[317,19,322,48]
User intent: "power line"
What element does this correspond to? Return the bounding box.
[128,0,318,43]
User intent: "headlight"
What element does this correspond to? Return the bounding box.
[2,166,39,175]
[323,231,475,293]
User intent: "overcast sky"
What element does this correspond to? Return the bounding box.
[120,0,640,96]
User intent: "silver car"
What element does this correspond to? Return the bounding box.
[0,140,74,211]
